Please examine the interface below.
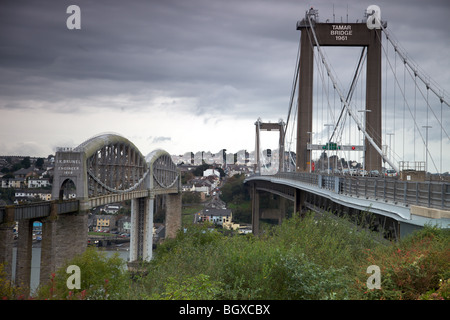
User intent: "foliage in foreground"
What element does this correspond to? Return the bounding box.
[2,212,448,300]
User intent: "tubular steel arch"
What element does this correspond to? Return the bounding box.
[146,149,179,193]
[52,133,181,206]
[75,134,148,197]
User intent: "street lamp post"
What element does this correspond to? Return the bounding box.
[386,133,395,171]
[358,110,371,176]
[422,125,432,174]
[324,124,334,174]
[307,131,314,173]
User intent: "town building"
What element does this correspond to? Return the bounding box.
[14,189,52,202]
[199,208,232,226]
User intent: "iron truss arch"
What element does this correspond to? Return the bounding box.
[75,134,148,197]
[146,149,179,192]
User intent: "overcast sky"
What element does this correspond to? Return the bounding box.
[0,0,449,170]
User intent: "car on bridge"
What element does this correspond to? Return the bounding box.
[385,169,398,178]
[369,170,380,177]
[359,170,368,176]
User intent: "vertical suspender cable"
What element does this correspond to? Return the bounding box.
[441,99,443,175]
[403,59,406,162]
[414,72,417,163]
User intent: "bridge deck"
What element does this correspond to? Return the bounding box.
[0,200,79,224]
[245,173,450,229]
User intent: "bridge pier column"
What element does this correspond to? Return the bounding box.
[278,197,286,224]
[56,212,87,267]
[39,202,57,285]
[166,193,181,239]
[251,185,260,235]
[294,189,306,215]
[39,207,88,285]
[0,207,15,280]
[130,196,154,263]
[15,219,33,292]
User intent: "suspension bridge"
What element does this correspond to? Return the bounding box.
[246,5,450,238]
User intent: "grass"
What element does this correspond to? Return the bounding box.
[88,231,115,237]
[182,204,203,226]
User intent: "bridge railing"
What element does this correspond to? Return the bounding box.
[14,202,51,220]
[267,172,450,210]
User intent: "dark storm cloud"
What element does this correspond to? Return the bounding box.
[0,0,448,160]
[0,0,303,116]
[2,0,447,116]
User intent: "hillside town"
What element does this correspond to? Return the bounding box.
[1,146,416,246]
[0,152,256,247]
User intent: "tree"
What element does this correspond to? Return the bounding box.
[35,158,44,169]
[193,163,210,177]
[216,167,225,178]
[182,192,201,204]
[181,171,194,185]
[21,157,31,169]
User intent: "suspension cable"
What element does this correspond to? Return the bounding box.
[376,29,439,172]
[330,47,367,141]
[381,25,449,108]
[285,33,302,130]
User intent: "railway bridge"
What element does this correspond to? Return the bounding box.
[0,133,181,290]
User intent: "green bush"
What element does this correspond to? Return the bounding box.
[141,211,382,300]
[11,211,446,300]
[0,263,29,299]
[35,247,129,300]
[278,252,349,300]
[146,274,224,300]
[356,225,450,300]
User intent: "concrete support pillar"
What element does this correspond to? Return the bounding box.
[0,207,15,280]
[166,193,181,239]
[294,189,305,216]
[130,196,155,262]
[251,185,260,235]
[130,198,140,262]
[296,27,314,172]
[365,29,383,172]
[15,219,33,291]
[39,202,57,285]
[144,197,154,261]
[278,196,286,224]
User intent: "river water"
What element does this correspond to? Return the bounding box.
[11,245,130,295]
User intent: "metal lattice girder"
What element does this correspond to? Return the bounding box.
[53,134,181,205]
[75,134,148,197]
[146,149,179,192]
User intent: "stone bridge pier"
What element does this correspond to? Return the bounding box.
[39,209,87,286]
[0,201,86,294]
